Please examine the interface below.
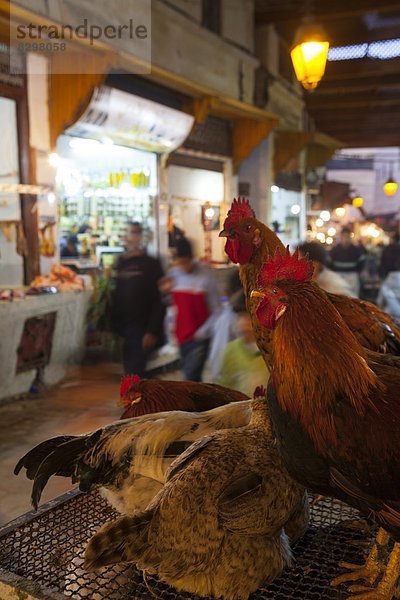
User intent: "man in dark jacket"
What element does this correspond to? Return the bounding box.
[328,227,365,297]
[379,232,400,278]
[111,222,166,376]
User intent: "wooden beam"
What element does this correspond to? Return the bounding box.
[324,58,400,83]
[312,108,400,122]
[254,0,400,25]
[232,118,276,173]
[313,75,400,95]
[273,131,312,174]
[182,97,212,124]
[330,133,400,147]
[307,97,400,110]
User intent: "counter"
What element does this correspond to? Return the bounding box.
[0,290,92,401]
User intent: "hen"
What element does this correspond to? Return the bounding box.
[15,399,252,515]
[84,387,308,600]
[219,198,400,363]
[252,248,400,600]
[119,374,247,418]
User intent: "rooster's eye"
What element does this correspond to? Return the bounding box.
[272,288,278,295]
[246,224,252,231]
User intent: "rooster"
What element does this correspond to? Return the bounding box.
[219,198,400,362]
[251,248,400,600]
[84,386,308,600]
[15,399,252,515]
[119,374,247,419]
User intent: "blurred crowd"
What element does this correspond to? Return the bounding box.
[105,221,400,395]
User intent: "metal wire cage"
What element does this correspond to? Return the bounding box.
[0,489,374,599]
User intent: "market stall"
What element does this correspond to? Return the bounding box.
[55,85,195,268]
[0,267,91,401]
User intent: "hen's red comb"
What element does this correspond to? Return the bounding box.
[120,374,141,397]
[258,247,314,287]
[225,197,255,222]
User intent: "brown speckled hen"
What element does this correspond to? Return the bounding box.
[84,387,308,600]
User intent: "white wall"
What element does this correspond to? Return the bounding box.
[326,168,376,215]
[221,0,254,53]
[167,165,226,262]
[14,0,259,104]
[0,97,24,286]
[330,147,400,217]
[238,138,270,224]
[168,0,202,23]
[153,1,258,104]
[27,53,59,276]
[270,187,302,248]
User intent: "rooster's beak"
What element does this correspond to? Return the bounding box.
[219,228,229,238]
[250,290,265,300]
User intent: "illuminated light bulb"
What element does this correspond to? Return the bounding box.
[352,196,364,208]
[320,210,330,222]
[316,232,326,242]
[291,204,301,215]
[48,153,61,168]
[205,208,215,219]
[315,218,324,227]
[384,177,398,197]
[326,237,333,245]
[335,207,346,217]
[327,227,336,236]
[290,23,329,90]
[271,185,279,193]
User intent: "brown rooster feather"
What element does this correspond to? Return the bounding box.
[252,248,400,600]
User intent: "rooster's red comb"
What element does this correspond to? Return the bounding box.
[225,197,255,223]
[253,385,266,399]
[258,247,314,288]
[120,374,141,397]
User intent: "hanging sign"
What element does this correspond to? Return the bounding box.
[66,86,195,153]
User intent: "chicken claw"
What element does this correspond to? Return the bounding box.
[331,528,389,588]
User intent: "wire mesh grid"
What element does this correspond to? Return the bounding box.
[0,489,376,599]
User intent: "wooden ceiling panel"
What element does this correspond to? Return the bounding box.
[255,0,400,147]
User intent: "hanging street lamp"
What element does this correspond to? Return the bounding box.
[383,176,398,197]
[352,196,364,208]
[290,22,329,90]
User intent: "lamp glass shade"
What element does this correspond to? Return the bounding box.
[352,196,364,208]
[383,178,398,196]
[291,24,329,90]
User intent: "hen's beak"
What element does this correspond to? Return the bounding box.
[219,228,229,238]
[250,290,265,300]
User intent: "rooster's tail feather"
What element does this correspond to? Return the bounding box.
[14,435,78,479]
[84,511,153,571]
[30,436,91,509]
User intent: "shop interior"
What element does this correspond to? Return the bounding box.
[167,163,226,263]
[56,134,158,269]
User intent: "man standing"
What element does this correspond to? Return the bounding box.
[111,222,166,376]
[328,227,365,297]
[161,238,221,381]
[379,232,400,279]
